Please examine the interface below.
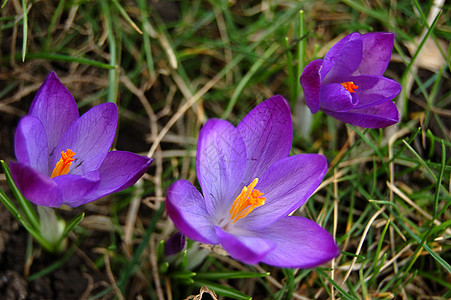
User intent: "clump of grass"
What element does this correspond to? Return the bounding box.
[0,0,450,299]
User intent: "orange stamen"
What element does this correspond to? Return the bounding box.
[51,149,76,178]
[229,178,266,223]
[340,81,359,93]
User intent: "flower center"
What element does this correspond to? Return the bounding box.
[51,149,76,178]
[228,178,266,223]
[340,81,359,93]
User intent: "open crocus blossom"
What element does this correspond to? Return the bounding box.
[10,72,152,208]
[166,96,339,268]
[300,32,402,128]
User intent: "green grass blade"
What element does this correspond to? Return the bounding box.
[402,140,441,183]
[419,271,451,290]
[295,10,305,100]
[112,0,142,34]
[398,9,442,116]
[28,242,79,281]
[349,126,385,163]
[23,53,115,69]
[100,0,120,103]
[284,37,295,104]
[434,140,446,218]
[340,0,410,40]
[21,218,53,252]
[317,268,359,300]
[0,187,22,221]
[88,287,112,300]
[117,202,164,291]
[137,0,155,79]
[369,220,390,287]
[282,268,295,300]
[44,0,65,50]
[21,0,28,61]
[192,280,251,300]
[169,271,197,279]
[222,42,279,118]
[403,10,442,78]
[59,212,85,244]
[194,271,269,280]
[398,218,451,275]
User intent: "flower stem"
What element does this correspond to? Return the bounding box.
[37,206,67,253]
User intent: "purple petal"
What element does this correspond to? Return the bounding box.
[9,162,63,207]
[164,232,186,256]
[319,83,358,112]
[14,116,49,175]
[215,226,275,265]
[166,180,218,244]
[29,72,79,155]
[76,151,152,205]
[351,75,401,108]
[322,33,363,83]
[196,119,247,216]
[354,32,395,76]
[53,172,101,207]
[325,100,399,128]
[319,34,354,79]
[237,95,292,183]
[254,216,340,268]
[51,103,118,175]
[300,59,323,113]
[239,154,327,229]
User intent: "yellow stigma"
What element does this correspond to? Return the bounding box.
[51,149,76,178]
[340,81,359,93]
[229,178,266,223]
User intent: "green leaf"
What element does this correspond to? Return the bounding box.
[170,271,197,279]
[0,187,23,221]
[180,249,188,270]
[159,261,169,274]
[59,212,85,244]
[0,178,53,252]
[157,239,165,261]
[1,160,40,230]
[194,271,269,280]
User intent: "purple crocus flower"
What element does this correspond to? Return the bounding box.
[164,232,186,256]
[166,96,339,268]
[10,72,152,208]
[300,32,401,128]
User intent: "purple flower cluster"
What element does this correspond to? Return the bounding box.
[300,32,401,128]
[166,96,339,268]
[165,32,401,267]
[10,30,399,267]
[11,72,152,208]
